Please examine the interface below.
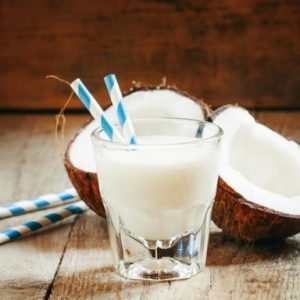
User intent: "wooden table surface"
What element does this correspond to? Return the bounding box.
[0,111,299,300]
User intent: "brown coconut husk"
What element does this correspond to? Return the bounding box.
[64,120,105,217]
[212,177,300,243]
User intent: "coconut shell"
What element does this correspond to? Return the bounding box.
[212,177,300,242]
[64,121,105,217]
[64,85,210,218]
[210,106,300,242]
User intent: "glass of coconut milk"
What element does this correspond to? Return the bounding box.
[91,118,223,281]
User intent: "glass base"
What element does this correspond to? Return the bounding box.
[118,257,201,281]
[105,205,212,281]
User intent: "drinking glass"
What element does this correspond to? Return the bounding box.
[91,118,223,281]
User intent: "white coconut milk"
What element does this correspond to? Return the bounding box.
[95,135,220,240]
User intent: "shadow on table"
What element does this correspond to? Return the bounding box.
[206,231,300,266]
[48,264,210,299]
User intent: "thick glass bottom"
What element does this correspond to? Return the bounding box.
[118,257,202,281]
[105,204,212,281]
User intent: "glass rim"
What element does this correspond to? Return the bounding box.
[91,117,223,149]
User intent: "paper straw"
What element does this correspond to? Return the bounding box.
[104,74,137,144]
[71,78,125,143]
[0,201,88,245]
[0,188,78,220]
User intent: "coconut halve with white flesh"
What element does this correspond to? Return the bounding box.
[64,86,210,217]
[211,106,300,242]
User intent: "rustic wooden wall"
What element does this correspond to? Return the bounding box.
[0,0,299,110]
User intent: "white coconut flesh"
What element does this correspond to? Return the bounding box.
[69,89,205,173]
[213,107,300,215]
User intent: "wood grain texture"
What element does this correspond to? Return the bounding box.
[0,114,87,299]
[0,1,300,110]
[0,112,299,300]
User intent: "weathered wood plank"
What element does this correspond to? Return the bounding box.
[208,233,300,299]
[0,115,87,300]
[48,111,300,300]
[0,1,300,110]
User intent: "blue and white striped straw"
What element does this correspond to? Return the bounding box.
[0,201,88,245]
[0,188,78,219]
[70,78,125,143]
[104,74,137,144]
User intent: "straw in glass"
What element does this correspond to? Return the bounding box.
[0,188,78,219]
[104,74,137,144]
[70,78,125,143]
[0,201,88,245]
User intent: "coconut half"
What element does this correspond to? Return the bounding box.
[211,106,300,242]
[65,86,210,217]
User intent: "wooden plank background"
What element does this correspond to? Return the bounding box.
[0,0,300,110]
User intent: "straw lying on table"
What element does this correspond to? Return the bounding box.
[0,188,78,219]
[0,201,88,245]
[104,74,137,144]
[70,78,125,143]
